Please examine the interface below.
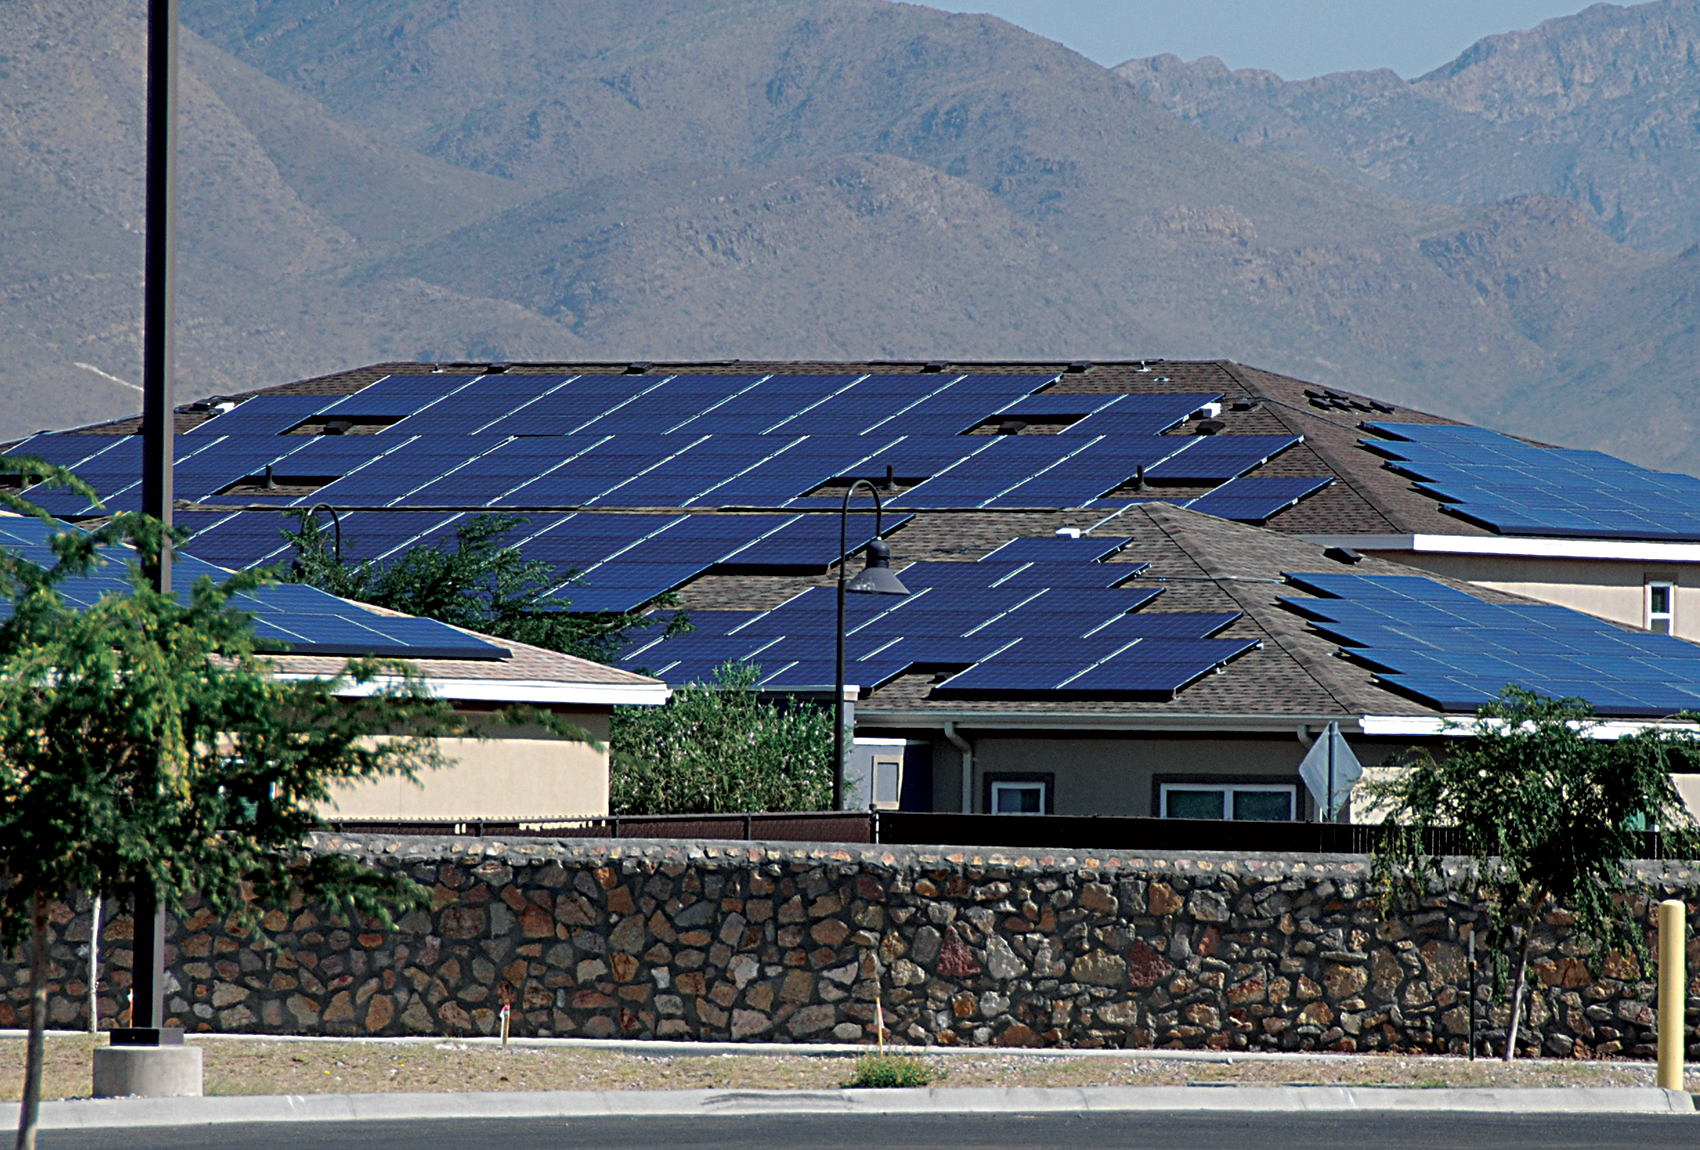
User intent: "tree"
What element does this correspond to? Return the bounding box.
[0,464,529,1149]
[1368,688,1700,1061]
[610,662,833,815]
[284,511,685,665]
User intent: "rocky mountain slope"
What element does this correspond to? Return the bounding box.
[1116,0,1700,252]
[4,0,1698,476]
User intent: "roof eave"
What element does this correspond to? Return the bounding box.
[270,671,671,707]
[1304,533,1700,563]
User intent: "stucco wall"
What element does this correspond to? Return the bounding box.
[319,711,611,822]
[918,733,1404,818]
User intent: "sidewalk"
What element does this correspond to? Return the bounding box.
[2,1083,1693,1129]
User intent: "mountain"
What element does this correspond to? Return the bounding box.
[4,0,1699,478]
[1115,0,1700,252]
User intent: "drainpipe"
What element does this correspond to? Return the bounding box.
[1296,725,1315,821]
[944,721,974,814]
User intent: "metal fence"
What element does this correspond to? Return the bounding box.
[328,811,1671,859]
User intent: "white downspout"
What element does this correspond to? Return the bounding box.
[944,721,974,813]
[1296,723,1314,748]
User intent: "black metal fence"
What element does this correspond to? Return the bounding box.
[328,810,1672,859]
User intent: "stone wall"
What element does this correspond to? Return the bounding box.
[6,836,1698,1057]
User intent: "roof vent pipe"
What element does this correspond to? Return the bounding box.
[262,464,277,492]
[883,464,896,492]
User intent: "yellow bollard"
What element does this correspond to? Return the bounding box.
[1659,899,1687,1091]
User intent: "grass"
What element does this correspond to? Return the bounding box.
[844,1052,935,1089]
[0,1036,1693,1102]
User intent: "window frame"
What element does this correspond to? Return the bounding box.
[1648,581,1675,634]
[1154,778,1300,822]
[984,772,1054,816]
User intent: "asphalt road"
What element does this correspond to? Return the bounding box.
[35,1112,1700,1150]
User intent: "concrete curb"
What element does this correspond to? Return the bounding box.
[0,1030,1669,1070]
[2,1085,1691,1128]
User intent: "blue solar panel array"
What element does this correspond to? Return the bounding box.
[1282,570,1700,717]
[621,542,1258,697]
[169,508,905,614]
[1363,421,1700,542]
[8,370,1340,624]
[11,371,1315,519]
[0,517,508,660]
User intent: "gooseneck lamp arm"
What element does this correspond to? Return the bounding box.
[833,480,892,812]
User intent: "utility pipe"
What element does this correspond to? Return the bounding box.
[944,721,974,814]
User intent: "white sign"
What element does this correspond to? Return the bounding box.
[1299,721,1363,821]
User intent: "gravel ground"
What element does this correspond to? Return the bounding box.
[2,1036,1694,1101]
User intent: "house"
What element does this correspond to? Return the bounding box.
[10,358,1700,820]
[0,513,668,823]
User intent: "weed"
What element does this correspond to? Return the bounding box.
[844,1053,935,1089]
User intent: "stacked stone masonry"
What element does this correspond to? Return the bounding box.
[7,837,1699,1057]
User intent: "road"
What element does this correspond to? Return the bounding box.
[36,1111,1699,1150]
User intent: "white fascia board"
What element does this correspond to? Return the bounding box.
[271,671,670,707]
[1303,533,1700,564]
[1361,714,1700,740]
[857,710,1360,735]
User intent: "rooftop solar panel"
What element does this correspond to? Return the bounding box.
[0,514,507,660]
[1282,570,1700,716]
[1142,435,1302,482]
[1359,422,1700,542]
[1185,476,1333,523]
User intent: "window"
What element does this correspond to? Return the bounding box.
[1648,582,1674,634]
[869,753,903,810]
[985,773,1053,815]
[1159,783,1296,821]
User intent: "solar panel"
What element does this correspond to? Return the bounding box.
[1142,435,1302,482]
[1360,421,1700,542]
[0,515,507,659]
[1061,393,1223,436]
[1282,570,1700,716]
[980,536,1132,563]
[1185,476,1333,523]
[185,396,332,436]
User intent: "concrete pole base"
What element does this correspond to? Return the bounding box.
[92,1044,203,1097]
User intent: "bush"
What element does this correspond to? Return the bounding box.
[611,661,833,814]
[844,1053,935,1089]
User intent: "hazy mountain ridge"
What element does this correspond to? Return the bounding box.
[4,0,1698,480]
[1115,0,1700,251]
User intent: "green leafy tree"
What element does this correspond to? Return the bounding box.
[0,464,548,1149]
[610,661,833,814]
[284,511,685,664]
[1369,688,1700,1061]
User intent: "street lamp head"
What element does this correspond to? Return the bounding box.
[844,538,909,595]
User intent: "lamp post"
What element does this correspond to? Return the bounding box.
[833,480,909,810]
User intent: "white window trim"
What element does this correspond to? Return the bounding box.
[1648,581,1675,634]
[990,779,1047,816]
[1159,782,1297,821]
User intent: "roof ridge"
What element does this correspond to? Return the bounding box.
[1218,361,1406,534]
[1140,503,1380,717]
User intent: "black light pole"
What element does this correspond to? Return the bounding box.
[129,0,179,1045]
[832,481,909,810]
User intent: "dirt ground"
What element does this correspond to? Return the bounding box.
[2,1036,1694,1101]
